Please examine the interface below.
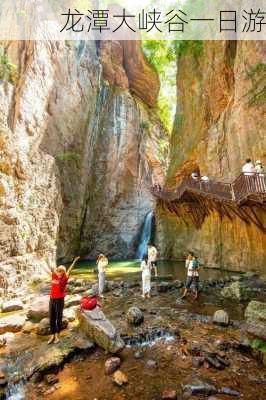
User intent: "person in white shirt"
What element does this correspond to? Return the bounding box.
[148,244,158,277]
[242,158,255,176]
[96,254,108,298]
[255,160,264,174]
[191,172,199,180]
[140,255,151,298]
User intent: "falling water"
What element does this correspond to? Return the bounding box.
[6,381,25,400]
[136,211,153,260]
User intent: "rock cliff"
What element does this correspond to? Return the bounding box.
[0,40,166,296]
[157,41,266,272]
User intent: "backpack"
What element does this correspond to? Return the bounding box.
[191,259,199,269]
[80,296,99,311]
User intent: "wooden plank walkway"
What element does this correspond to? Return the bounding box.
[151,173,266,232]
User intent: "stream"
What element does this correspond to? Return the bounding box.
[1,261,266,400]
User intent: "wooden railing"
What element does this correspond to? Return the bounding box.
[152,172,266,205]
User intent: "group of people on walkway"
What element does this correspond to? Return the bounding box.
[242,158,264,175]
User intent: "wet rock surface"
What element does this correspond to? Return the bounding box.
[105,357,121,375]
[1,268,266,400]
[0,314,26,334]
[126,307,144,326]
[77,307,125,354]
[27,296,50,322]
[221,281,253,301]
[212,310,230,326]
[1,299,24,313]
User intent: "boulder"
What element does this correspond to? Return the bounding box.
[192,356,205,368]
[0,314,26,334]
[213,310,230,326]
[1,299,23,313]
[64,307,77,322]
[221,282,252,301]
[126,307,144,326]
[77,307,125,354]
[65,294,82,308]
[245,301,266,341]
[37,317,68,336]
[22,321,37,334]
[105,357,121,375]
[161,389,177,399]
[245,301,266,322]
[112,370,128,386]
[182,381,217,396]
[157,282,173,293]
[27,331,94,379]
[27,296,49,322]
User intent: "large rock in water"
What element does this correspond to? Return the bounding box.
[126,307,144,326]
[27,296,49,322]
[76,307,125,354]
[1,299,24,313]
[36,317,68,336]
[0,314,26,334]
[245,301,266,341]
[221,282,252,301]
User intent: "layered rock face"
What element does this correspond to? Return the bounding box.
[0,40,166,295]
[157,41,266,272]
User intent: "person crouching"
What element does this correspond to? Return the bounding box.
[47,256,80,344]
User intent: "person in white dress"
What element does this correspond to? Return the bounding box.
[148,243,158,277]
[141,255,151,298]
[96,254,108,298]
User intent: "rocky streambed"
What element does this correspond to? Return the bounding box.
[0,263,266,399]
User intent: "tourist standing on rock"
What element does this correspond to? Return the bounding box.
[96,254,108,298]
[46,256,80,344]
[148,243,158,277]
[181,253,200,301]
[141,254,152,298]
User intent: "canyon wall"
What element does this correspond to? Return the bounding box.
[157,41,266,272]
[0,40,166,296]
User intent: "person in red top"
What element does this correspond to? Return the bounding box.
[46,256,80,344]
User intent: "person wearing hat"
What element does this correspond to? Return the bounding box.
[45,256,80,344]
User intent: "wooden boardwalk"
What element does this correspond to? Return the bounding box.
[151,173,266,232]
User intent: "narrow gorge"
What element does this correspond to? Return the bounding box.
[0,36,265,400]
[0,39,265,299]
[0,40,167,297]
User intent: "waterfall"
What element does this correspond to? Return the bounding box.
[136,211,153,260]
[6,381,25,400]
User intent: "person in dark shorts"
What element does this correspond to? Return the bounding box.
[181,255,200,300]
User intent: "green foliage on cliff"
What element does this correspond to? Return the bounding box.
[245,62,266,107]
[55,151,81,163]
[143,40,177,132]
[0,47,18,84]
[251,339,266,353]
[142,40,203,133]
[177,41,203,58]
